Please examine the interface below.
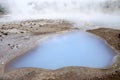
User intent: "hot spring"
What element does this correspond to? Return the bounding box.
[6,31,116,71]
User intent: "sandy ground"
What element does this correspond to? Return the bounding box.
[0,19,120,80]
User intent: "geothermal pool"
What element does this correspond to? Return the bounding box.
[6,31,115,71]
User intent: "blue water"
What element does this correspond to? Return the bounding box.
[6,31,115,71]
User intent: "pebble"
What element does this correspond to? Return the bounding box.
[1,32,8,35]
[20,31,24,33]
[8,44,10,46]
[118,34,120,38]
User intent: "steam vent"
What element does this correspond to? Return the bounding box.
[0,0,120,80]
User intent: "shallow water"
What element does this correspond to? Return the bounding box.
[6,31,116,71]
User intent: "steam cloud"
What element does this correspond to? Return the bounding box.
[0,0,120,28]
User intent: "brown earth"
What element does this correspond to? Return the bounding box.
[0,20,120,80]
[88,28,120,53]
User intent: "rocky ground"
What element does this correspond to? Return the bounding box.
[0,20,120,80]
[88,28,120,52]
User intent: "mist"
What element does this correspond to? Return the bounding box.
[0,0,120,28]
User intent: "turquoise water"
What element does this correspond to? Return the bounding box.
[6,31,115,71]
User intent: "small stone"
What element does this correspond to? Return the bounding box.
[2,25,5,26]
[3,32,8,35]
[20,24,22,26]
[1,27,4,29]
[8,44,10,46]
[10,45,15,49]
[20,31,24,33]
[118,34,120,38]
[39,25,42,27]
[118,43,120,48]
[16,45,19,48]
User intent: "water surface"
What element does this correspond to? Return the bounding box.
[6,31,115,71]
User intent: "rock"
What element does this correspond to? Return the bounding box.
[118,34,120,38]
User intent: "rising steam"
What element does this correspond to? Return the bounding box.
[0,0,120,28]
